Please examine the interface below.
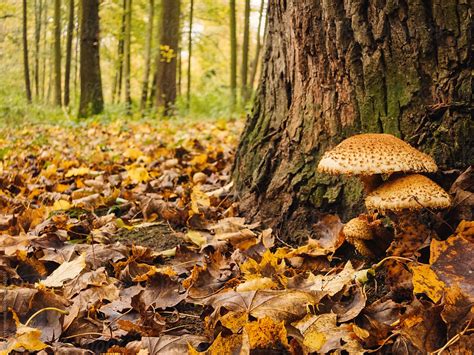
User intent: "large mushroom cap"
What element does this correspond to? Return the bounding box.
[317,134,438,175]
[365,174,451,212]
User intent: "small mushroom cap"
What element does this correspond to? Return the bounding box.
[317,134,438,175]
[365,174,451,212]
[343,217,373,240]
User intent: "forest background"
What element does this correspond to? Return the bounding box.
[0,0,266,123]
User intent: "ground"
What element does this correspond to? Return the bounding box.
[0,117,472,354]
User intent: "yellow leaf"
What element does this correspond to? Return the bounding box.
[52,199,72,211]
[352,324,370,339]
[236,277,278,292]
[244,317,288,349]
[186,230,207,248]
[191,185,210,214]
[127,166,150,184]
[123,147,144,160]
[303,331,326,352]
[220,311,248,333]
[410,263,445,303]
[116,218,134,230]
[65,167,90,177]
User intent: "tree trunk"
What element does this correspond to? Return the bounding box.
[123,0,132,113]
[248,0,265,94]
[233,0,472,242]
[229,0,237,108]
[140,0,155,111]
[154,0,180,115]
[112,0,126,103]
[78,0,104,117]
[73,0,80,102]
[186,0,193,110]
[64,0,74,107]
[41,0,48,100]
[34,0,42,99]
[240,0,250,103]
[53,0,62,106]
[22,0,32,103]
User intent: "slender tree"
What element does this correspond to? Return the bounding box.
[112,0,126,103]
[53,0,62,106]
[229,0,237,108]
[40,0,48,99]
[22,0,32,103]
[248,0,265,93]
[186,0,194,109]
[78,0,104,117]
[154,0,180,114]
[140,0,155,111]
[64,0,74,106]
[123,0,132,113]
[34,0,43,98]
[240,0,250,102]
[74,0,80,102]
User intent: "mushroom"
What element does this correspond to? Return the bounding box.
[343,216,375,257]
[317,133,438,255]
[342,214,392,257]
[365,174,451,285]
[317,133,438,192]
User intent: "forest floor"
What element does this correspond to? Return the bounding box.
[0,117,472,354]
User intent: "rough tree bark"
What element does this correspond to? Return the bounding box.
[233,0,472,242]
[154,0,180,115]
[64,0,74,107]
[78,0,104,117]
[22,0,32,103]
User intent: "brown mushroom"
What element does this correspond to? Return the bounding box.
[343,216,375,257]
[365,174,451,285]
[317,133,438,256]
[317,133,438,192]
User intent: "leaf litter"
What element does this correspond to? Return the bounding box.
[0,119,472,354]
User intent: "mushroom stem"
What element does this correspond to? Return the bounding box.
[387,212,436,257]
[384,211,437,287]
[360,175,382,193]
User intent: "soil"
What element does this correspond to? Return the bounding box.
[113,223,184,251]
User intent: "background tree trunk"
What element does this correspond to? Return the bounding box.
[123,0,132,113]
[140,0,155,111]
[248,0,265,94]
[154,0,180,115]
[34,0,42,99]
[41,1,48,100]
[64,0,74,107]
[22,0,32,103]
[240,0,250,103]
[186,0,194,110]
[78,0,104,117]
[233,0,472,242]
[112,0,126,103]
[53,0,62,106]
[229,0,237,108]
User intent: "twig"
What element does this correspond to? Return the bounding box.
[429,321,473,355]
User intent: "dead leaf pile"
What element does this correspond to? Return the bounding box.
[0,120,472,354]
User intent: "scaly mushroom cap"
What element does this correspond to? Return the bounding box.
[343,217,373,241]
[317,134,438,175]
[365,174,451,212]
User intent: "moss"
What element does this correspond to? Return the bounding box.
[310,186,327,207]
[323,184,342,203]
